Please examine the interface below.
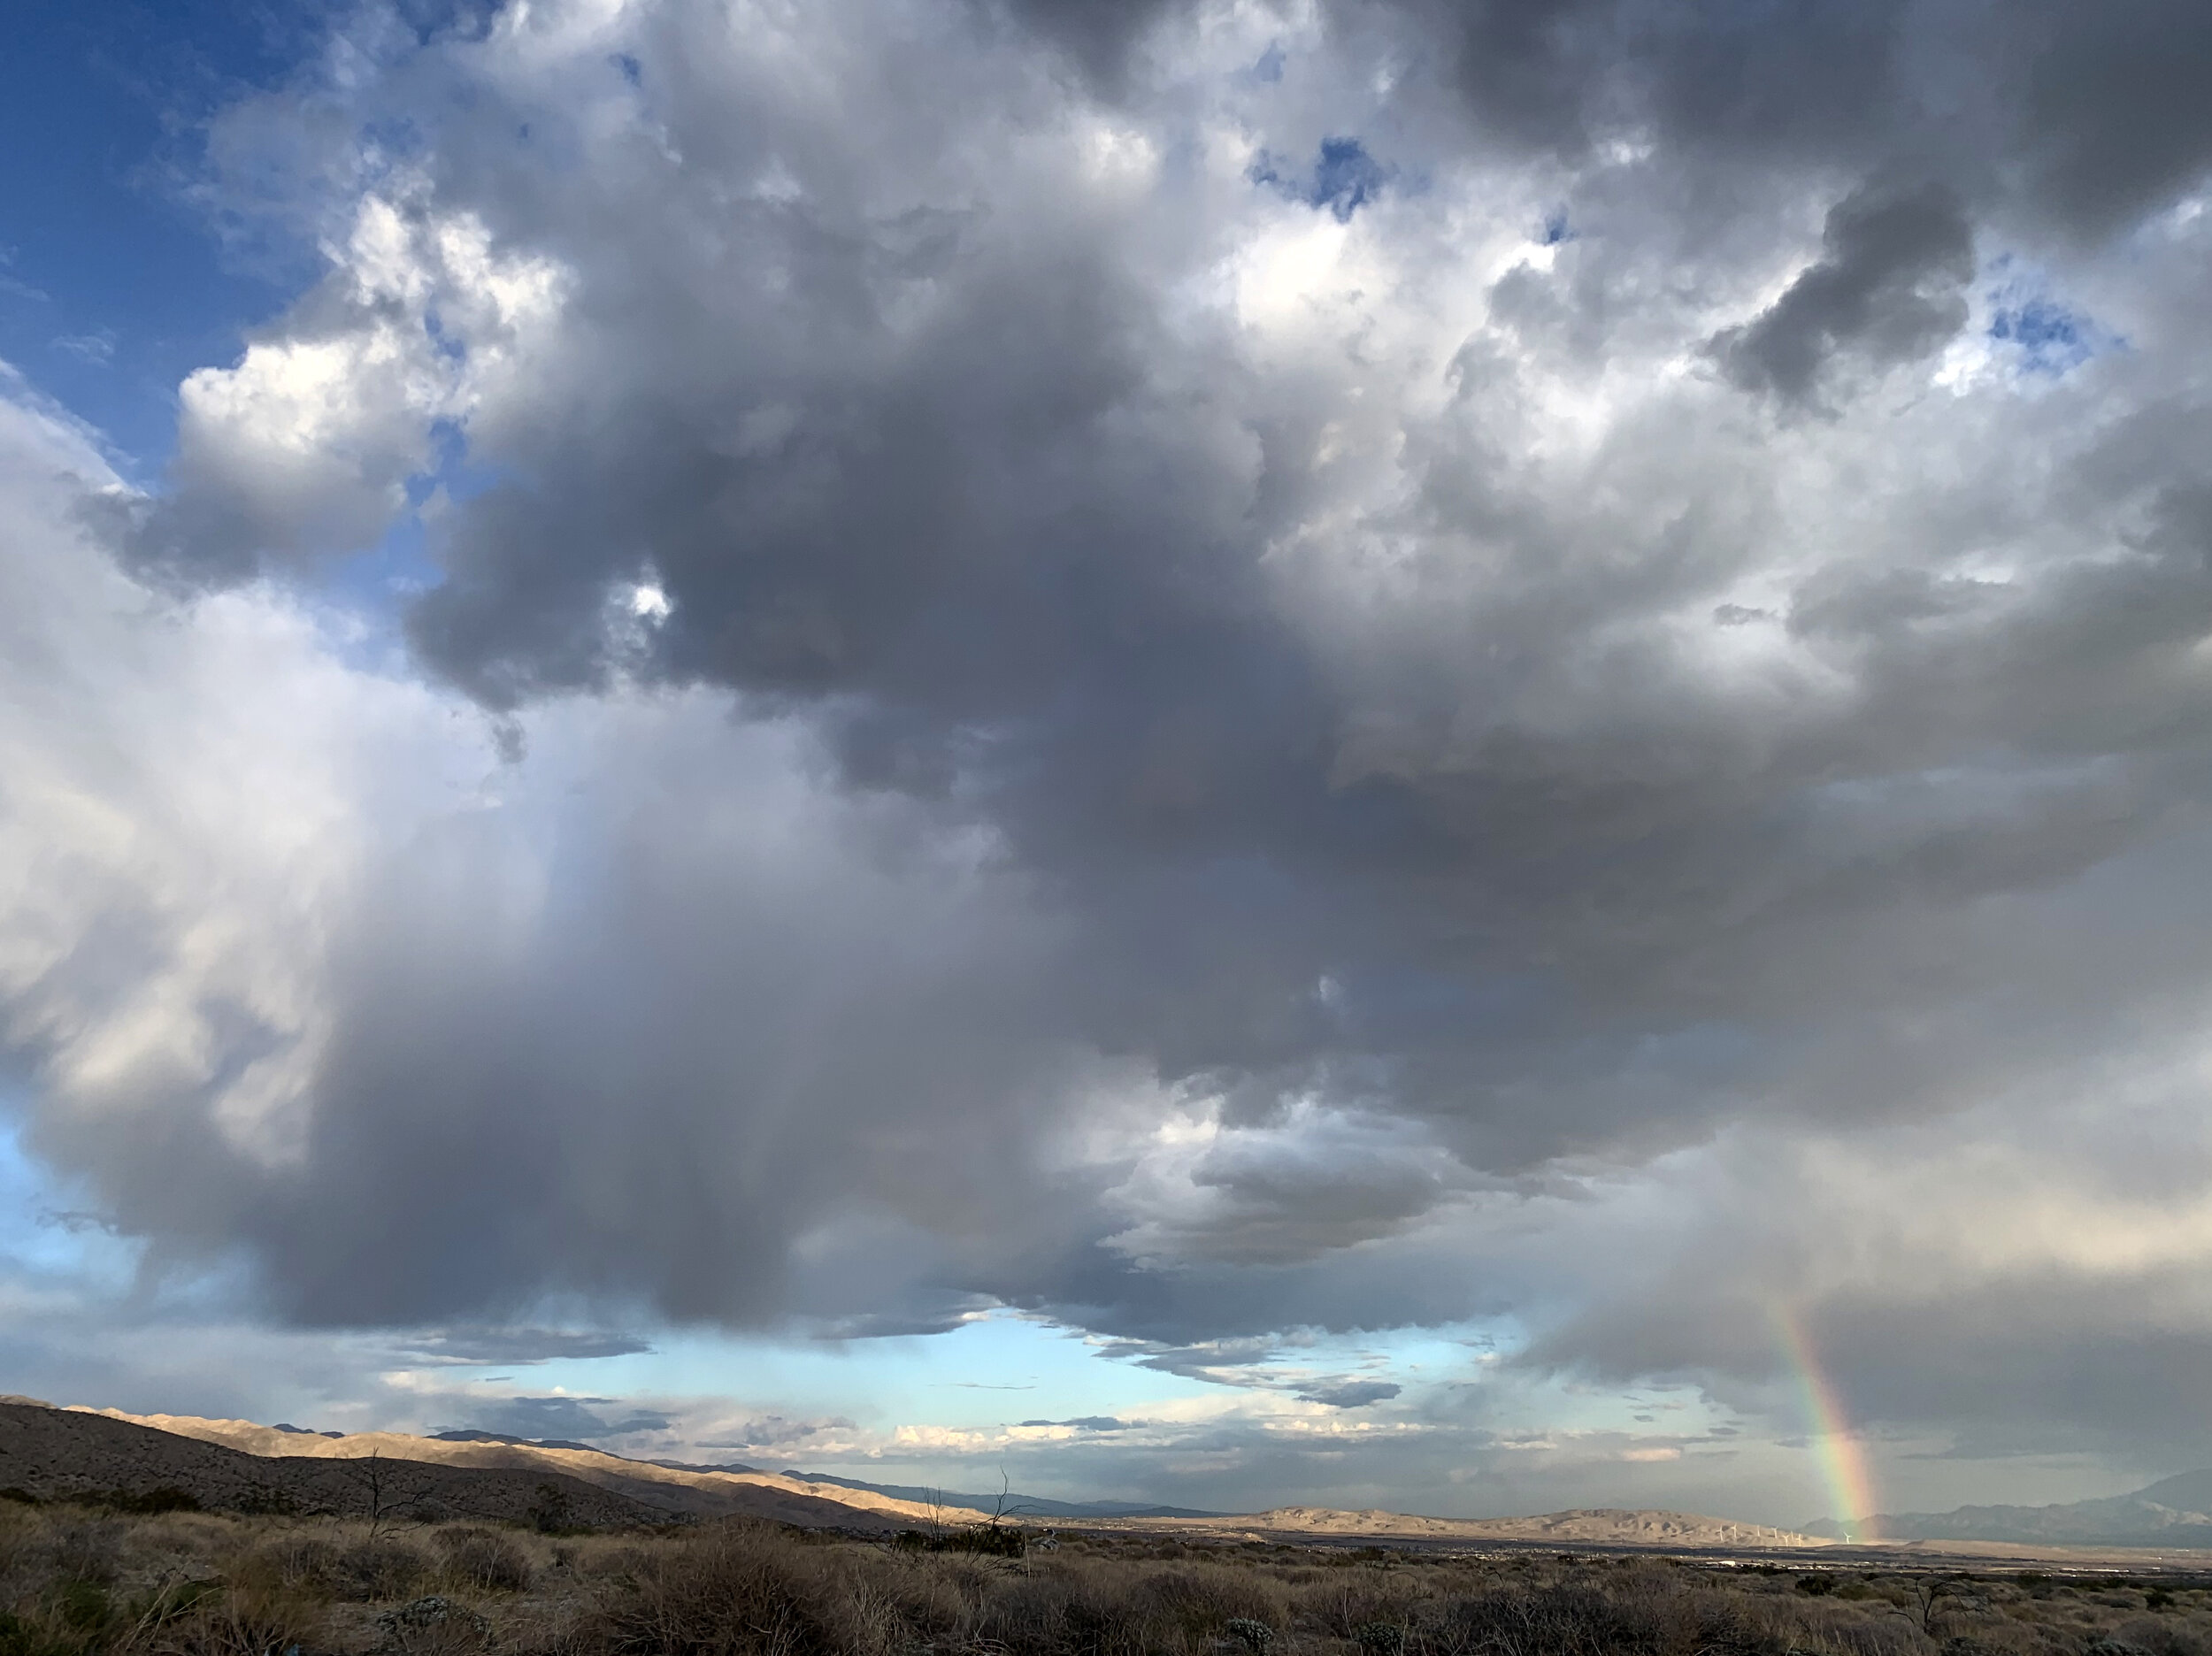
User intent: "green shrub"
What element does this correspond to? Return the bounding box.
[1224,1615,1275,1652]
[1354,1620,1407,1656]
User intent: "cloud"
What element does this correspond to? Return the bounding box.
[704,1415,859,1451]
[51,332,117,366]
[5,0,2212,1517]
[391,1328,655,1365]
[453,1394,671,1441]
[1296,1380,1402,1410]
[1388,0,2212,238]
[1715,180,1974,402]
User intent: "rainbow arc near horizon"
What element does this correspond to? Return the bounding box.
[1772,1306,1880,1544]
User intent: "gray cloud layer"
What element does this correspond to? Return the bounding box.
[11,0,2212,1496]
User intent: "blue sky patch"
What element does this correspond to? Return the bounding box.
[1250,137,1391,222]
[1981,257,2116,378]
[1988,298,2093,374]
[0,1,314,472]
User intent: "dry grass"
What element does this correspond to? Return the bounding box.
[3,1495,2212,1655]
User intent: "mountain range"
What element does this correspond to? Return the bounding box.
[0,1395,1821,1549]
[1808,1473,2212,1546]
[13,1392,2212,1559]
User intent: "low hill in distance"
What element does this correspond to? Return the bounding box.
[1809,1471,2212,1547]
[1169,1506,1824,1549]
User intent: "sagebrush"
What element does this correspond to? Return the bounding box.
[1,1494,2208,1655]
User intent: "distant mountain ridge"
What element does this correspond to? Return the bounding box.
[783,1469,1225,1521]
[1809,1471,2212,1545]
[430,1433,1212,1518]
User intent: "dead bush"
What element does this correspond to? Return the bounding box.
[958,1560,1289,1656]
[236,1532,340,1593]
[120,1585,322,1656]
[587,1524,833,1656]
[1419,1584,1648,1656]
[1824,1611,1940,1656]
[433,1527,533,1594]
[2108,1622,2209,1656]
[1298,1565,1424,1640]
[1134,1565,1292,1653]
[1409,1576,1793,1656]
[971,1571,1118,1656]
[812,1574,908,1656]
[341,1537,433,1601]
[234,1527,427,1600]
[8,1514,126,1594]
[867,1553,977,1645]
[116,1514,234,1582]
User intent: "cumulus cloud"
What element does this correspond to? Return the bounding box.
[6,0,2212,1514]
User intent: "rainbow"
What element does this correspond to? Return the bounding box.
[1771,1306,1881,1543]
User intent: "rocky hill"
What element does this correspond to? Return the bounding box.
[0,1398,662,1529]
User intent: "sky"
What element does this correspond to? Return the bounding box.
[3,0,2212,1534]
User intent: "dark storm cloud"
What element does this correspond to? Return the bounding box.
[995,0,1179,88]
[2019,1,2212,235]
[1371,0,2212,239]
[1715,180,1973,402]
[15,0,2212,1491]
[1385,0,1918,175]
